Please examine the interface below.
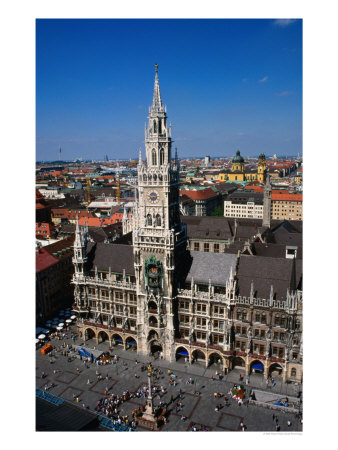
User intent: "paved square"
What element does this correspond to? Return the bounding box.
[55,370,78,384]
[36,328,302,432]
[216,411,243,431]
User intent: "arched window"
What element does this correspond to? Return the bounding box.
[275,314,280,326]
[143,174,147,182]
[153,120,157,133]
[291,368,296,377]
[160,148,164,165]
[146,214,152,226]
[152,149,157,166]
[153,174,157,182]
[158,119,162,134]
[155,214,161,227]
[262,312,266,324]
[237,309,241,320]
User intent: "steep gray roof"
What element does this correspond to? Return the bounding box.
[182,216,234,240]
[186,251,237,285]
[88,243,135,275]
[237,254,300,301]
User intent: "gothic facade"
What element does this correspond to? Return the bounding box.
[72,66,303,382]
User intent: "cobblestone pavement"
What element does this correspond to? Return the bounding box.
[36,327,302,432]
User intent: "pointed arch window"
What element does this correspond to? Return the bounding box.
[155,214,161,227]
[143,174,147,182]
[158,119,162,134]
[153,120,157,133]
[146,214,152,226]
[160,148,164,165]
[152,149,157,166]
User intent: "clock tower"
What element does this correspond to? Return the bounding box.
[133,64,187,360]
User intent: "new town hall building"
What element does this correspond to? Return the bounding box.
[72,66,303,383]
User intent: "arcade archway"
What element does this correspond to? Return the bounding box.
[191,349,206,365]
[175,346,189,362]
[150,340,162,355]
[208,352,224,368]
[269,363,283,377]
[111,333,123,346]
[84,327,96,341]
[97,330,109,344]
[125,336,137,351]
[250,360,264,374]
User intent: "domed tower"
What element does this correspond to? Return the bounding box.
[257,153,267,183]
[230,150,245,181]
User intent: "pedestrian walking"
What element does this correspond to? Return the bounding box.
[287,420,292,427]
[245,378,249,385]
[87,379,91,384]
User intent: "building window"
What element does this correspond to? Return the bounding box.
[194,242,199,251]
[214,243,219,253]
[291,368,297,377]
[155,214,161,227]
[213,306,224,316]
[146,214,152,226]
[129,294,137,303]
[204,242,209,252]
[213,320,224,331]
[213,334,224,344]
[237,309,247,321]
[196,331,206,341]
[152,149,157,165]
[115,291,124,301]
[196,303,207,314]
[160,148,164,165]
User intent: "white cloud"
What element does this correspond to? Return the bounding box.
[276,91,293,96]
[259,76,268,83]
[274,19,298,27]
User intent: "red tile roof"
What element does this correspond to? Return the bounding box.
[78,217,103,227]
[180,188,218,200]
[36,247,59,272]
[271,192,303,202]
[36,222,55,237]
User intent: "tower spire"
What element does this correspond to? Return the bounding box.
[151,63,163,112]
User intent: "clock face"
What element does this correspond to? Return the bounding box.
[147,191,159,203]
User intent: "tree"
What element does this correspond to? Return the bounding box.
[211,204,224,216]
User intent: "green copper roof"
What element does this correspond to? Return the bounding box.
[232,150,244,163]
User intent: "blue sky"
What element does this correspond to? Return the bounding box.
[36,19,302,161]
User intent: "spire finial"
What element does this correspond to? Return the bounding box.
[151,64,163,112]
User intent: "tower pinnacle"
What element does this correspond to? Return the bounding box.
[152,63,163,112]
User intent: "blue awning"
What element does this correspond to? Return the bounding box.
[252,362,264,371]
[177,349,189,356]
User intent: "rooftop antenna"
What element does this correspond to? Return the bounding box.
[59,146,61,161]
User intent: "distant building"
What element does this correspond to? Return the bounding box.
[224,192,264,219]
[180,188,220,216]
[39,186,64,199]
[271,191,303,221]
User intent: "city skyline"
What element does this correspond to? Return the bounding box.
[36,19,302,161]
